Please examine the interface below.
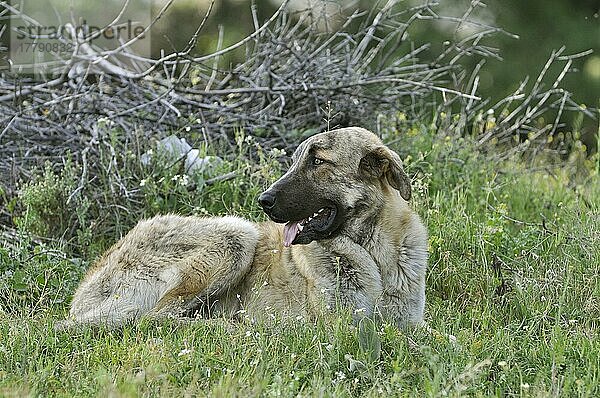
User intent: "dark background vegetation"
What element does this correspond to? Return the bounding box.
[153,0,599,141]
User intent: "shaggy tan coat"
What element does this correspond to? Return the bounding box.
[58,127,428,329]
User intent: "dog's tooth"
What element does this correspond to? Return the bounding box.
[318,208,324,213]
[313,212,319,218]
[308,217,313,222]
[298,224,303,232]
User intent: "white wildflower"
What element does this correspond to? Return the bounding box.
[97,117,114,128]
[178,348,192,357]
[179,174,189,186]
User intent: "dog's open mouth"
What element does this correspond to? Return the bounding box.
[282,207,337,247]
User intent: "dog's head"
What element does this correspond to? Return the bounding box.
[258,127,411,247]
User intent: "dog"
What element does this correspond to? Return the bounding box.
[57,127,428,329]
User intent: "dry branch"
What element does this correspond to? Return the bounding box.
[0,0,593,194]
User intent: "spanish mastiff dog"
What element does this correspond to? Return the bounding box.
[57,127,428,329]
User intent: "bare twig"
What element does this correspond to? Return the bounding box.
[0,0,593,196]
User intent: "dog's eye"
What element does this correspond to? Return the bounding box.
[313,157,324,166]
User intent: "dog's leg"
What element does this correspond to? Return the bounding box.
[55,296,147,331]
[59,216,259,329]
[320,236,384,321]
[150,264,254,321]
[144,218,260,321]
[381,223,428,328]
[58,250,253,329]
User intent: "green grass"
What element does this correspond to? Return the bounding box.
[1,126,599,397]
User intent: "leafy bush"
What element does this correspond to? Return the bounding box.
[10,125,283,253]
[15,160,86,239]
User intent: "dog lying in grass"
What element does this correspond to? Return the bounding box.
[57,127,428,329]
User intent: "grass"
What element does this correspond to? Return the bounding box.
[0,124,598,397]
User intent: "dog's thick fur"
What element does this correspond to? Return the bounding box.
[58,127,427,329]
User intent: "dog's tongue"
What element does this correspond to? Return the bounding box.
[283,222,299,247]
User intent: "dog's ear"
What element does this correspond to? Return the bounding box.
[359,146,411,201]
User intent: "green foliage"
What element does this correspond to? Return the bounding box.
[10,125,283,257]
[129,128,284,222]
[0,237,84,316]
[357,317,382,363]
[177,129,283,219]
[15,160,82,237]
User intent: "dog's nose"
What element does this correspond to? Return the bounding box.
[258,191,276,210]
